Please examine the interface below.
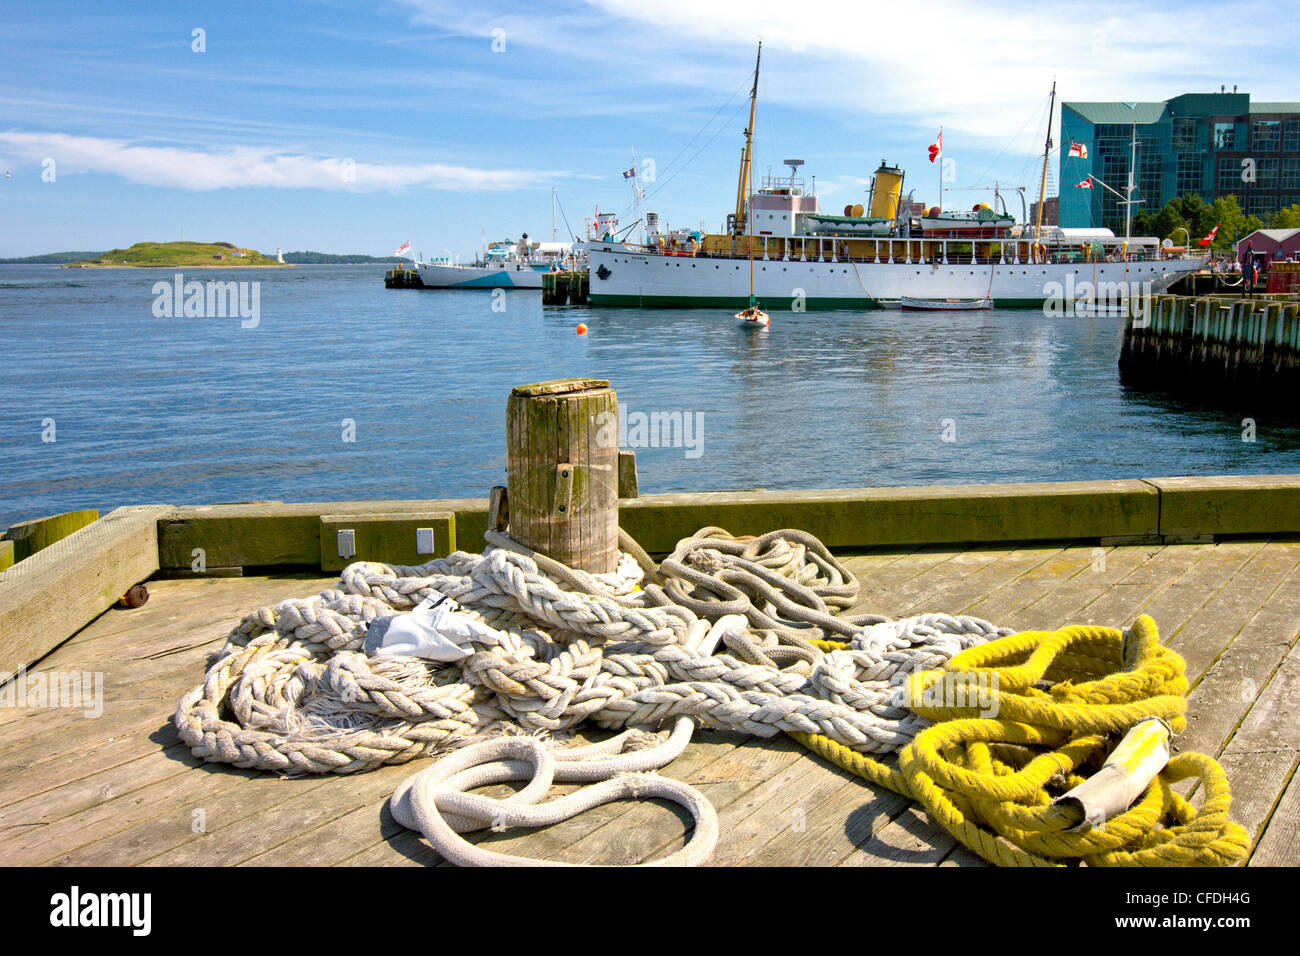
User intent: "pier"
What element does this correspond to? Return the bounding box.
[3,470,1300,865]
[384,267,424,289]
[1120,293,1300,401]
[542,269,588,305]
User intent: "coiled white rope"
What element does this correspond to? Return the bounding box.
[173,528,1012,864]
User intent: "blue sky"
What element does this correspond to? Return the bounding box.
[1,0,1294,258]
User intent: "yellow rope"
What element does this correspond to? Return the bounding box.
[794,615,1250,866]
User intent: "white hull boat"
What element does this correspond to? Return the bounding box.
[899,296,993,311]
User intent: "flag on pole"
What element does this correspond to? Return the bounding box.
[622,167,636,179]
[1075,177,1093,189]
[1068,142,1088,159]
[393,240,411,256]
[1198,223,1219,246]
[928,130,942,163]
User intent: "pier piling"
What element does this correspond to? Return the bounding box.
[1120,292,1300,406]
[505,378,619,572]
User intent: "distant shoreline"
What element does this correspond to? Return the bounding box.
[58,262,296,269]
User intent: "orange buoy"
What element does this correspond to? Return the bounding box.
[576,323,588,335]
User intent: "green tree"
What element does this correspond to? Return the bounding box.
[1150,201,1190,244]
[1173,193,1210,235]
[1204,195,1259,251]
[1270,204,1300,229]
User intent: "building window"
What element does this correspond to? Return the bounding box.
[1172,118,1199,150]
[1285,120,1300,152]
[1283,158,1300,190]
[1256,157,1279,189]
[1214,122,1236,150]
[1242,194,1272,218]
[1138,154,1162,205]
[1218,156,1240,191]
[1252,120,1281,151]
[1176,154,1202,195]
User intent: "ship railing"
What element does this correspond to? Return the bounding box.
[667,237,1200,267]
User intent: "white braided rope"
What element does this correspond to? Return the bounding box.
[173,530,1013,862]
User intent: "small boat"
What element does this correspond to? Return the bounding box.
[736,305,770,327]
[899,296,993,311]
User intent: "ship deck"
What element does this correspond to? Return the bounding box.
[2,536,1298,867]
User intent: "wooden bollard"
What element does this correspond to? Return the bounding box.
[506,378,619,572]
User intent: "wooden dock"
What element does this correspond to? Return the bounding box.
[542,269,588,305]
[3,533,1298,866]
[384,267,423,289]
[1120,293,1300,401]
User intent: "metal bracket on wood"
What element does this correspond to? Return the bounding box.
[554,464,574,516]
[488,485,509,532]
[337,529,355,559]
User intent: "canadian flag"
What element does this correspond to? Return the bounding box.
[1075,177,1093,189]
[928,129,942,163]
[1199,224,1219,246]
[393,240,411,256]
[1069,142,1088,159]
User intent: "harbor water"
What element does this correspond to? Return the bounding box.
[3,263,1300,529]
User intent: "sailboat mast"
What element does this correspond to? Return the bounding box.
[1034,80,1056,252]
[1125,123,1137,241]
[734,41,762,235]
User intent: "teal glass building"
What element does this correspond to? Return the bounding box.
[1058,93,1300,232]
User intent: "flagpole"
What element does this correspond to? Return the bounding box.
[938,126,943,211]
[632,151,643,245]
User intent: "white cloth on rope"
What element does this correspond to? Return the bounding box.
[363,592,500,662]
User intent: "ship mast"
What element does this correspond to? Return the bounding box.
[734,40,762,235]
[1034,80,1056,257]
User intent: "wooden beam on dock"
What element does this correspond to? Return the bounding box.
[157,498,488,574]
[0,506,170,675]
[2,509,99,564]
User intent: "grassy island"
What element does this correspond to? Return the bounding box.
[64,241,290,268]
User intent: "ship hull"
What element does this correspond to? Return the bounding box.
[416,261,545,289]
[586,247,1205,309]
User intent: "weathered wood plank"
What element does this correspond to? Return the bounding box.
[2,509,99,563]
[960,545,1098,623]
[1178,558,1300,758]
[1166,542,1300,683]
[1007,544,1165,631]
[0,506,170,674]
[1141,540,1270,644]
[895,543,1070,617]
[1248,764,1300,866]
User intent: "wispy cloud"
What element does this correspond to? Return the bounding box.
[395,0,1272,139]
[0,130,582,191]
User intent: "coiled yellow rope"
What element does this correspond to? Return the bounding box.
[793,615,1251,866]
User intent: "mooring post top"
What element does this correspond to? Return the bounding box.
[510,378,611,398]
